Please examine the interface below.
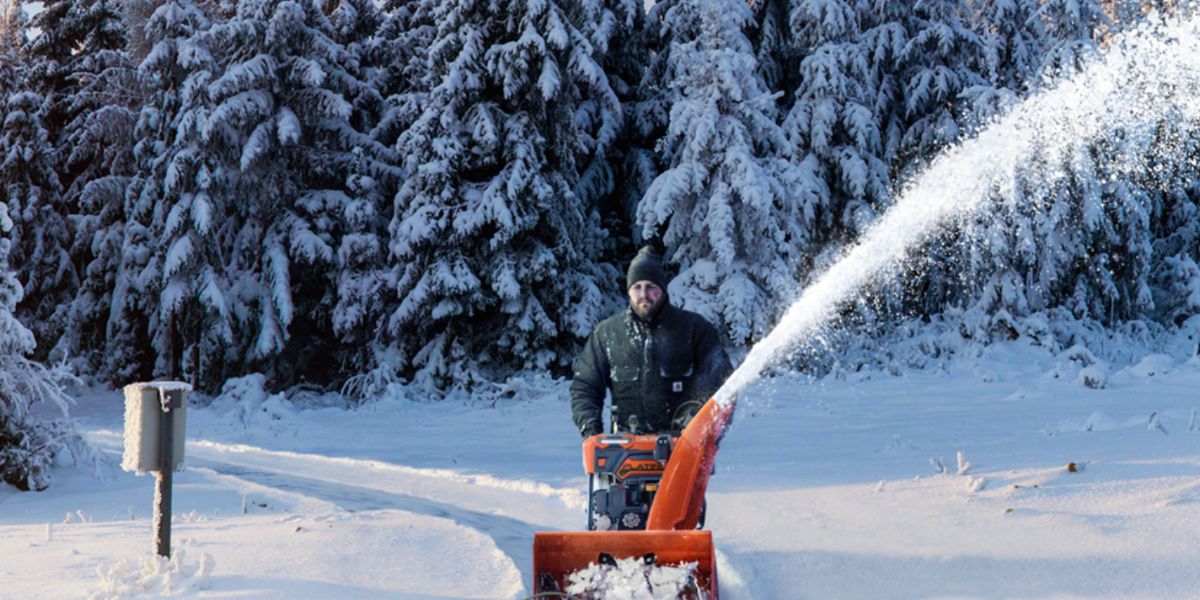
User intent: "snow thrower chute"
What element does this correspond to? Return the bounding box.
[532,397,735,598]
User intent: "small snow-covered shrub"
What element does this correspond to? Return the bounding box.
[1047,344,1110,388]
[90,547,214,599]
[480,372,568,407]
[1126,353,1174,377]
[209,374,295,431]
[0,408,69,491]
[0,358,87,491]
[1078,366,1108,389]
[1061,344,1099,367]
[341,345,406,403]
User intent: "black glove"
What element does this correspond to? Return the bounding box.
[581,420,602,438]
[670,400,704,430]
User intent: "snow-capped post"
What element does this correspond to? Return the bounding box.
[121,382,191,558]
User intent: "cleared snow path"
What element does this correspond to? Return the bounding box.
[81,432,585,526]
[87,429,585,597]
[186,459,545,590]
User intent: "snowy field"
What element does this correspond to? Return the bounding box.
[3,339,1200,599]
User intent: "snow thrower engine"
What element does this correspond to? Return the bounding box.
[583,433,675,531]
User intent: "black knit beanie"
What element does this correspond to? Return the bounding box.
[626,246,669,291]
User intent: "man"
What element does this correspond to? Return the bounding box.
[571,246,733,437]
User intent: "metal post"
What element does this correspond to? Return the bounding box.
[154,389,183,558]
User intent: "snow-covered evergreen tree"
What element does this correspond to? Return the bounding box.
[0,82,72,354]
[387,0,620,387]
[107,0,214,384]
[367,0,435,151]
[16,0,130,359]
[1152,181,1200,326]
[749,0,794,97]
[971,0,1043,114]
[1036,0,1108,79]
[316,1,421,381]
[325,0,390,150]
[896,0,986,165]
[577,0,651,251]
[592,0,672,264]
[855,0,908,168]
[277,1,386,385]
[639,0,803,344]
[783,0,891,248]
[332,148,387,374]
[942,139,1158,329]
[151,0,363,388]
[59,34,138,371]
[54,0,130,208]
[143,0,240,386]
[0,104,78,492]
[987,0,1118,324]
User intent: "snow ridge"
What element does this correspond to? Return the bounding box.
[186,439,587,514]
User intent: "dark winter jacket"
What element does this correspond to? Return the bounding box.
[570,303,733,437]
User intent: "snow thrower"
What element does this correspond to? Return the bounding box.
[532,397,735,598]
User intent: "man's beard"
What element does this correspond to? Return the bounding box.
[632,296,663,321]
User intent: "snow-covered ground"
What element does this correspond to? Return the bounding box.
[3,339,1200,599]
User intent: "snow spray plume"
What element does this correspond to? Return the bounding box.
[715,13,1200,407]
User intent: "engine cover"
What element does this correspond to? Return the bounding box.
[582,433,673,530]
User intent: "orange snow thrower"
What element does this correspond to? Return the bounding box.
[532,398,735,598]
